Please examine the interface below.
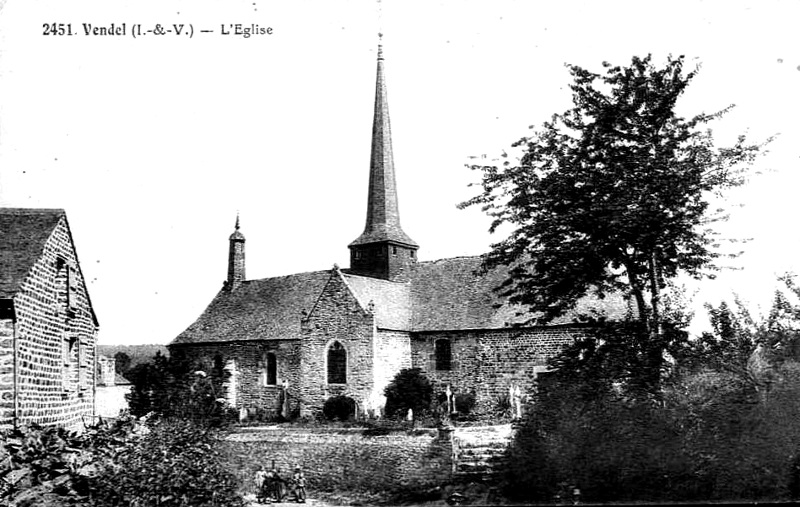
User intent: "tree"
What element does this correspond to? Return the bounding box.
[461,55,767,386]
[126,352,232,425]
[383,368,433,420]
[113,351,131,376]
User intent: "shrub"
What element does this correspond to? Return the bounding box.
[322,395,356,421]
[0,418,143,507]
[92,418,245,507]
[455,392,476,415]
[384,368,433,420]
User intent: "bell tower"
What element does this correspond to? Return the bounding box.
[227,214,246,290]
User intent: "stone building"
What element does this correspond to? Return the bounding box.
[96,355,131,419]
[0,209,99,430]
[169,46,628,418]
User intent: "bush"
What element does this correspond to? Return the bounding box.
[455,392,476,415]
[384,368,433,420]
[0,418,143,507]
[322,395,356,421]
[127,352,235,427]
[92,418,245,507]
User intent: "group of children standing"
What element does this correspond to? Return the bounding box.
[254,465,306,504]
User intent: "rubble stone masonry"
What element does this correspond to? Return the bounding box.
[0,319,14,427]
[300,271,375,416]
[172,340,301,419]
[4,216,97,431]
[411,326,588,413]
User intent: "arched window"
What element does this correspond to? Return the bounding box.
[327,341,347,384]
[266,352,277,385]
[435,339,451,371]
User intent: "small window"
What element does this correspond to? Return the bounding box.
[392,246,397,255]
[266,352,277,386]
[62,336,77,390]
[67,263,78,312]
[354,251,362,260]
[327,341,347,384]
[78,338,87,391]
[435,339,452,371]
[410,250,415,258]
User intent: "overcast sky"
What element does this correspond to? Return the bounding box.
[1,0,798,345]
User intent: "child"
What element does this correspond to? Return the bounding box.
[292,466,306,503]
[254,466,268,503]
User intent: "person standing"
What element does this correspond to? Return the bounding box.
[292,465,306,503]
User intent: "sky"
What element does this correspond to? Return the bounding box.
[1,0,799,345]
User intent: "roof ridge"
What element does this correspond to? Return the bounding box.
[243,269,332,283]
[416,254,485,265]
[0,208,65,214]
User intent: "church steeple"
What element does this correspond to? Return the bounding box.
[227,214,245,290]
[349,40,419,281]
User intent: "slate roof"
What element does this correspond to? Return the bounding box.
[171,271,331,345]
[0,208,65,299]
[409,256,633,331]
[342,273,412,330]
[349,49,417,248]
[172,255,632,345]
[409,256,528,331]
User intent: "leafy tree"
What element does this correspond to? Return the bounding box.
[113,351,131,376]
[127,351,232,425]
[461,55,768,387]
[383,368,433,420]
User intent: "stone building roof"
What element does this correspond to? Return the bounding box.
[172,271,331,345]
[0,208,65,298]
[171,255,632,345]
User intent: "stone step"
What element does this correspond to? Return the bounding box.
[456,449,505,458]
[457,441,508,449]
[455,463,501,475]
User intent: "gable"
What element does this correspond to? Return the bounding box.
[305,269,373,323]
[0,209,64,298]
[0,208,99,327]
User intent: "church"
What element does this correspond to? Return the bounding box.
[168,45,628,419]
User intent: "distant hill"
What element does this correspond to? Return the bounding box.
[97,344,169,370]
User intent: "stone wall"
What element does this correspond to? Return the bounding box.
[372,330,412,411]
[300,271,375,416]
[222,426,454,496]
[411,326,587,413]
[0,318,14,428]
[6,216,97,431]
[171,340,301,419]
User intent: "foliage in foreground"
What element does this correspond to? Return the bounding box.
[505,277,800,503]
[0,418,245,507]
[92,419,245,507]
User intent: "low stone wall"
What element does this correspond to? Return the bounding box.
[221,426,455,496]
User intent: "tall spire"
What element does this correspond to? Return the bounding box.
[349,39,417,249]
[348,40,419,281]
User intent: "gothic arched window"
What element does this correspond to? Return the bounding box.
[327,341,347,384]
[435,339,452,371]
